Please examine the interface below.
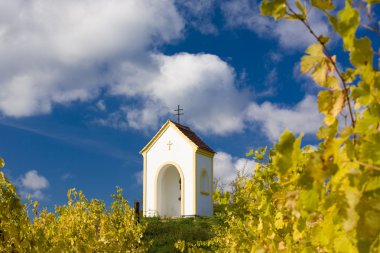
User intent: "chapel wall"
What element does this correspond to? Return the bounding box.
[196,153,213,216]
[145,126,195,216]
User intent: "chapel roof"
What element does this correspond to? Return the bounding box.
[140,120,215,155]
[170,121,215,154]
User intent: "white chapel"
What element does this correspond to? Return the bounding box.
[140,120,215,217]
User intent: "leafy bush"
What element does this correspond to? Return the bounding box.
[0,158,147,252]
[178,0,380,252]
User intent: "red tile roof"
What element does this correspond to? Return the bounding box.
[171,121,215,154]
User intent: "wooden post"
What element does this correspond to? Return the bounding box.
[134,200,140,223]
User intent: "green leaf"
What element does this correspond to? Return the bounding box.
[296,0,307,19]
[365,177,380,192]
[311,0,334,10]
[298,190,319,212]
[260,0,286,20]
[317,120,338,140]
[246,149,254,157]
[351,82,371,107]
[318,35,330,45]
[273,130,300,176]
[355,109,380,135]
[341,68,356,84]
[318,90,345,125]
[0,157,4,168]
[350,37,373,67]
[330,1,359,50]
[359,133,380,164]
[334,236,355,253]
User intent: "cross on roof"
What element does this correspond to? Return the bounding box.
[174,105,184,124]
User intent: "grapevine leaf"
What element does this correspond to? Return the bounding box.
[246,149,254,157]
[296,0,307,19]
[330,1,359,50]
[301,44,339,89]
[351,82,371,107]
[326,76,340,90]
[298,190,319,212]
[365,177,380,192]
[274,130,296,174]
[334,236,355,252]
[317,120,338,140]
[275,212,285,229]
[359,133,380,164]
[301,55,321,73]
[361,210,380,239]
[272,130,302,176]
[311,59,328,85]
[318,35,330,45]
[318,90,345,125]
[350,37,373,67]
[310,0,334,10]
[341,68,356,83]
[260,0,286,20]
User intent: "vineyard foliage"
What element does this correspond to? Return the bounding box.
[0,158,146,252]
[177,0,380,252]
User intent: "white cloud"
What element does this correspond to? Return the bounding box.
[110,52,250,135]
[96,100,107,112]
[18,170,49,200]
[135,171,143,185]
[246,95,323,141]
[268,51,283,63]
[265,69,278,86]
[20,170,49,190]
[0,0,183,117]
[0,0,324,140]
[214,151,256,191]
[221,0,330,50]
[61,173,73,181]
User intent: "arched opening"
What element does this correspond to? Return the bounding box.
[156,164,183,217]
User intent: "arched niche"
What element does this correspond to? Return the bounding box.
[155,163,184,217]
[200,168,210,195]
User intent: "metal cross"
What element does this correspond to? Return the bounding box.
[167,141,173,150]
[174,105,184,123]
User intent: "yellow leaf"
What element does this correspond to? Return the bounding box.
[260,0,286,20]
[311,0,334,10]
[305,43,324,56]
[301,55,321,73]
[275,212,285,229]
[311,59,328,85]
[318,90,345,125]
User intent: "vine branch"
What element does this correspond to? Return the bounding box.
[287,5,356,129]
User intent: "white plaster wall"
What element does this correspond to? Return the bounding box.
[145,126,195,217]
[196,153,213,216]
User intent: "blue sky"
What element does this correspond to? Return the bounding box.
[1,0,372,209]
